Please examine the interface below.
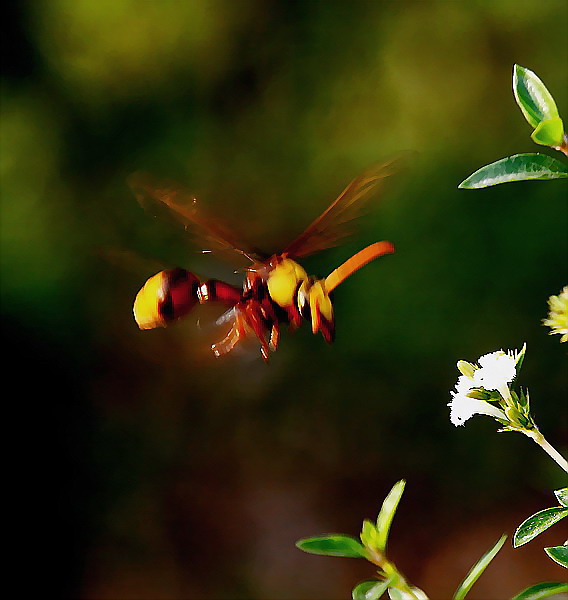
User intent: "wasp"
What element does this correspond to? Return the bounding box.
[130,156,402,361]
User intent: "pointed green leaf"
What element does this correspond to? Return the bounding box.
[511,581,568,600]
[376,480,406,553]
[352,579,391,600]
[544,545,568,568]
[513,65,559,129]
[515,343,527,372]
[554,488,568,507]
[531,117,565,147]
[515,389,527,409]
[296,534,368,558]
[514,507,568,547]
[458,154,568,189]
[453,534,506,600]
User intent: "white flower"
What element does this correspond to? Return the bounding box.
[448,345,526,427]
[448,390,506,426]
[472,350,517,391]
[455,374,475,394]
[469,349,522,403]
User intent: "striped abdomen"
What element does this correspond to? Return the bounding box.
[133,268,241,329]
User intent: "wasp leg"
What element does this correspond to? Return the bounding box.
[269,324,280,352]
[211,308,248,358]
[242,303,272,361]
[287,306,302,330]
[255,300,281,353]
[211,324,243,357]
[258,299,281,353]
[197,279,251,358]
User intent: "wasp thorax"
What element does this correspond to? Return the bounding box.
[266,257,308,309]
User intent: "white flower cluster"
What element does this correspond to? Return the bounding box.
[448,348,523,427]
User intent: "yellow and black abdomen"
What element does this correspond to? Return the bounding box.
[133,268,200,329]
[134,268,243,330]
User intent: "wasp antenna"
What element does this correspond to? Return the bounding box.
[242,250,259,263]
[325,241,395,292]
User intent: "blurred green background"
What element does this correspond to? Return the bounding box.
[2,1,567,599]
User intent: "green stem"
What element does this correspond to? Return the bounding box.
[367,549,429,599]
[523,429,568,473]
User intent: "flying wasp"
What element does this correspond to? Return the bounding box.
[130,156,402,361]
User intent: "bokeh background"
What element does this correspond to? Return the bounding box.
[2,1,567,599]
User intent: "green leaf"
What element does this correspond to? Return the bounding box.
[387,587,428,600]
[466,389,492,400]
[511,581,568,600]
[376,480,406,553]
[531,117,565,147]
[554,488,568,507]
[296,534,368,558]
[514,507,568,547]
[458,153,568,189]
[513,65,559,129]
[453,534,506,600]
[352,579,390,600]
[516,389,530,410]
[544,545,568,568]
[515,343,527,373]
[388,589,405,600]
[361,519,382,551]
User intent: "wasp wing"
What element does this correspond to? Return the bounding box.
[283,155,405,259]
[99,246,171,275]
[128,172,263,264]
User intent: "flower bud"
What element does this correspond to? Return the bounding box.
[457,360,477,378]
[505,406,523,425]
[466,389,491,400]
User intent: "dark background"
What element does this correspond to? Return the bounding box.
[2,1,567,598]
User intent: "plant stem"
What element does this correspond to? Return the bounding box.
[555,134,568,157]
[523,429,568,473]
[366,551,429,599]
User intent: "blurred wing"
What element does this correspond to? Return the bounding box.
[283,154,405,259]
[98,246,170,275]
[128,172,263,264]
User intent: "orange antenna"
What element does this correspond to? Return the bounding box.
[324,241,395,292]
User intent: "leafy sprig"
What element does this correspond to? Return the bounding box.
[296,481,508,600]
[514,488,568,569]
[459,65,568,188]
